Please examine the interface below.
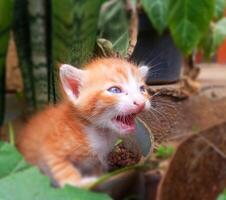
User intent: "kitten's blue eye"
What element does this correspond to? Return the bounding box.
[107,86,122,94]
[140,85,146,92]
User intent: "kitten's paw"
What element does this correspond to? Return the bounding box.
[57,176,98,188]
[78,176,98,188]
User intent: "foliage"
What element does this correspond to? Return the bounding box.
[214,0,226,20]
[217,189,226,200]
[0,142,112,200]
[52,0,103,99]
[1,0,226,123]
[0,0,14,126]
[98,0,129,55]
[13,0,36,112]
[168,0,215,55]
[141,0,169,34]
[141,0,226,56]
[156,144,175,159]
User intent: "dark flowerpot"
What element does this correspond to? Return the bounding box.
[131,12,183,85]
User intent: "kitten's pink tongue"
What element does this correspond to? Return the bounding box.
[115,114,136,132]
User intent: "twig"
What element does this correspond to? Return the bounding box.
[87,163,150,190]
[126,0,138,58]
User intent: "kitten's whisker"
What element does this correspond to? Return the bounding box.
[148,108,161,124]
[150,106,169,123]
[149,62,165,70]
[151,101,177,110]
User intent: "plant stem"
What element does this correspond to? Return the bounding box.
[87,163,149,190]
[8,122,15,146]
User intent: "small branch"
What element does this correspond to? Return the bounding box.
[87,163,150,190]
[183,54,200,80]
[126,0,138,58]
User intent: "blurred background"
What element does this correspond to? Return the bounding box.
[0,0,226,199]
[0,0,226,127]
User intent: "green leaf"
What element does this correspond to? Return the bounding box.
[0,142,29,178]
[156,144,175,159]
[52,0,103,100]
[141,0,170,34]
[0,0,14,125]
[98,0,129,55]
[214,0,226,20]
[202,18,226,59]
[168,0,215,55]
[212,18,226,51]
[0,168,111,200]
[217,189,226,200]
[52,0,103,66]
[0,142,112,200]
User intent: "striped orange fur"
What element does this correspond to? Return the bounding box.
[16,58,150,187]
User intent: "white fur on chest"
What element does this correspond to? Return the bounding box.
[85,126,117,167]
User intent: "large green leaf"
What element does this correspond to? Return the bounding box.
[141,0,169,34]
[217,189,226,200]
[52,0,103,65]
[214,0,226,20]
[52,0,103,99]
[0,0,14,125]
[0,142,111,200]
[0,142,29,178]
[168,0,215,55]
[98,0,129,55]
[0,168,111,200]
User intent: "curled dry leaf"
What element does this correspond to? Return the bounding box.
[157,122,226,200]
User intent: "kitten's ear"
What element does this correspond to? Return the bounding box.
[60,64,84,102]
[139,65,149,78]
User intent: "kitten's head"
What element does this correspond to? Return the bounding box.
[60,58,150,135]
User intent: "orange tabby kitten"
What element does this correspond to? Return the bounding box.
[16,58,150,187]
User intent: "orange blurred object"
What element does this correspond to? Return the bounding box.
[217,39,226,64]
[216,9,226,64]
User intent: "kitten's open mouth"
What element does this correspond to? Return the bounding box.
[112,113,136,132]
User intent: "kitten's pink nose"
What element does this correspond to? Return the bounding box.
[133,101,145,112]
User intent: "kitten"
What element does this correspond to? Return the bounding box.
[16,58,150,187]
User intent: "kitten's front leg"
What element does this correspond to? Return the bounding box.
[42,155,97,188]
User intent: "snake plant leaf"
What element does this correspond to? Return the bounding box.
[141,0,170,34]
[214,0,226,20]
[28,0,49,109]
[0,0,14,126]
[168,0,215,55]
[98,0,129,55]
[13,0,36,113]
[52,0,103,65]
[52,0,103,100]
